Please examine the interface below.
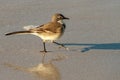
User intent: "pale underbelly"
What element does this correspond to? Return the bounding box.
[32,32,63,41]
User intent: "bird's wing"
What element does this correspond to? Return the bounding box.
[30,22,62,33]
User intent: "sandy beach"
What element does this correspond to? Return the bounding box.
[0,0,120,80]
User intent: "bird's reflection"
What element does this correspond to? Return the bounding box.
[29,62,61,80]
[4,55,67,80]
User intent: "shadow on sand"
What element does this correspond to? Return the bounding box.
[63,43,120,52]
[4,55,67,80]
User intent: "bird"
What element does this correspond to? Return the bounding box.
[5,13,69,53]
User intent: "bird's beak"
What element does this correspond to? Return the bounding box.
[63,17,69,20]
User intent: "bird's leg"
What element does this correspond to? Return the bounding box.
[40,42,47,63]
[53,41,69,50]
[43,42,47,52]
[40,42,47,53]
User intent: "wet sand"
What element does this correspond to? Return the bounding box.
[0,0,120,80]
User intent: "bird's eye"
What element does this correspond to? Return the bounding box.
[57,16,62,19]
[58,16,61,19]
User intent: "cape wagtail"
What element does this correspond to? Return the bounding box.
[5,13,69,52]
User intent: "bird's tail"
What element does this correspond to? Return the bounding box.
[5,31,32,36]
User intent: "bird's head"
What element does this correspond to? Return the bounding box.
[52,13,69,22]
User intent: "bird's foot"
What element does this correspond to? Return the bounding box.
[58,44,69,51]
[40,50,47,53]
